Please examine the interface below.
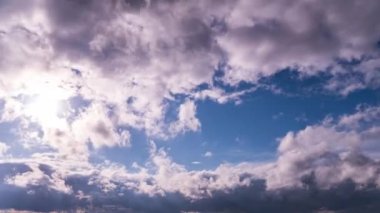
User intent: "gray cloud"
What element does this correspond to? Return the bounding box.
[0,106,378,212]
[0,0,379,212]
[0,0,379,144]
[1,156,380,212]
[219,0,380,88]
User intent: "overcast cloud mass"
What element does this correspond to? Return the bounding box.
[0,0,379,212]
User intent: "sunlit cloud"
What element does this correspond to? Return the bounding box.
[0,0,379,212]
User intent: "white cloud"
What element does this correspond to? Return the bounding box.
[0,0,379,157]
[204,151,213,158]
[0,142,9,157]
[0,115,378,212]
[4,162,72,194]
[0,104,380,212]
[338,105,380,128]
[0,1,379,211]
[169,100,201,136]
[0,0,217,151]
[72,102,130,149]
[218,0,380,87]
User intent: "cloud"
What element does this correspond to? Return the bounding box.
[0,0,216,147]
[0,106,378,212]
[0,0,379,212]
[0,143,9,157]
[338,105,380,128]
[169,100,201,136]
[219,0,380,87]
[71,102,130,149]
[0,0,379,154]
[204,151,213,158]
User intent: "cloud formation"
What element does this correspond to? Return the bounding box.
[0,106,379,212]
[0,0,379,212]
[0,0,379,151]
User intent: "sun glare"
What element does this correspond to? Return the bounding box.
[25,93,65,126]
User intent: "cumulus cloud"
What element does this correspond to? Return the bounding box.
[338,105,380,128]
[0,0,379,212]
[72,102,130,149]
[0,107,378,212]
[169,100,201,136]
[219,0,380,86]
[0,0,379,152]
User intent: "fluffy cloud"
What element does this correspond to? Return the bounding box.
[71,102,130,149]
[0,106,378,212]
[169,100,201,136]
[0,0,379,152]
[219,0,380,86]
[0,0,379,212]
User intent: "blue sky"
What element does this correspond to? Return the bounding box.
[0,0,380,212]
[96,71,380,171]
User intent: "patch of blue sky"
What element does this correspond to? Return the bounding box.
[158,70,380,170]
[0,119,54,158]
[78,67,380,170]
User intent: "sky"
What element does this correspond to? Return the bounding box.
[0,0,380,212]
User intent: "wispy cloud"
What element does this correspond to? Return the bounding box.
[204,151,213,158]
